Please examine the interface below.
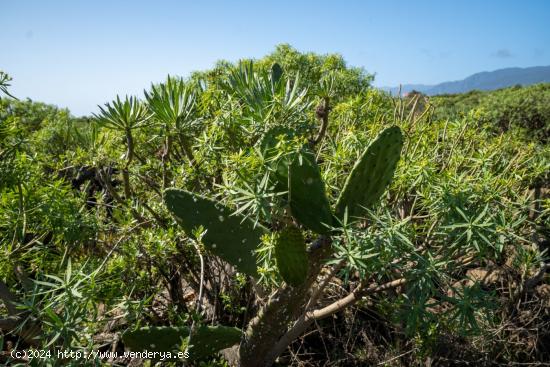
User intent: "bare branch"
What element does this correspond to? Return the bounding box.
[312,97,330,146]
[266,277,406,363]
[305,258,345,310]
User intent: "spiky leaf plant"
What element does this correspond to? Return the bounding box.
[94,95,152,132]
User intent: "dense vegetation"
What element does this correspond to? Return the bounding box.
[1,45,549,366]
[431,83,550,143]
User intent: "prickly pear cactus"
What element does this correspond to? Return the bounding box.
[260,127,333,234]
[335,126,403,222]
[259,126,292,186]
[122,326,188,355]
[164,189,268,276]
[288,149,333,234]
[122,325,242,362]
[274,225,308,286]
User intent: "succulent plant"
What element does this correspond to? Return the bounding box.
[259,126,295,192]
[288,149,333,234]
[122,326,188,355]
[162,92,404,362]
[274,224,308,286]
[260,127,333,234]
[122,325,242,361]
[335,126,403,222]
[165,126,402,278]
[164,188,268,276]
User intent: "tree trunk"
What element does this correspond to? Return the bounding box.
[123,129,134,199]
[162,134,172,189]
[238,236,332,367]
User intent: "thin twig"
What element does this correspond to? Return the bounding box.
[267,278,406,363]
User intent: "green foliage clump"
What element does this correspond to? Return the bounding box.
[1,50,549,366]
[433,83,550,142]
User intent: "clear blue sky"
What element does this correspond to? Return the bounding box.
[2,0,549,116]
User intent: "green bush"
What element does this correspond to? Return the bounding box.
[0,50,549,366]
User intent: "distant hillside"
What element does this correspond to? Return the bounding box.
[382,65,550,95]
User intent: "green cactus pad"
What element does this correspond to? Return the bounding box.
[258,126,295,191]
[335,126,403,222]
[274,225,308,286]
[288,149,333,234]
[122,326,188,355]
[164,189,268,276]
[259,128,333,233]
[122,325,242,362]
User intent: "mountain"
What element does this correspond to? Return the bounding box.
[381,65,550,96]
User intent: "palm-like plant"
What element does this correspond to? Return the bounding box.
[93,95,151,197]
[145,76,197,132]
[222,62,310,136]
[71,120,106,164]
[145,76,199,186]
[0,71,17,99]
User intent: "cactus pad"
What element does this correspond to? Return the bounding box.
[122,326,188,355]
[335,126,403,222]
[274,225,308,286]
[288,149,333,234]
[259,126,295,191]
[259,128,334,233]
[164,189,268,276]
[122,325,242,361]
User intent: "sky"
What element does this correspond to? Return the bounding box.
[2,0,550,116]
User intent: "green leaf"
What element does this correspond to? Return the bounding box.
[274,225,308,286]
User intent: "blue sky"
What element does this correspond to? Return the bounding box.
[2,0,550,116]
